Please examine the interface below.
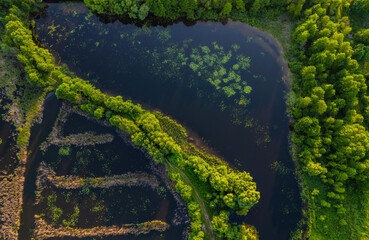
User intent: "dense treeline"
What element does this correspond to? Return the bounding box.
[350,0,369,76]
[0,0,51,157]
[185,156,259,215]
[350,0,369,21]
[83,0,285,21]
[169,172,205,240]
[2,8,55,88]
[1,4,260,240]
[0,0,37,22]
[287,0,369,236]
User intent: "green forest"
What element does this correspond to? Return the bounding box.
[0,0,369,239]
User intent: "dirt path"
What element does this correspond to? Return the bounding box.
[167,161,216,240]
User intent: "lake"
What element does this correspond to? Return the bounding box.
[17,2,302,239]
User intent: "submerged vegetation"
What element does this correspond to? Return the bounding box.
[57,19,255,107]
[148,38,253,105]
[154,40,253,105]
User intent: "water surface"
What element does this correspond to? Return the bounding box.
[19,99,187,239]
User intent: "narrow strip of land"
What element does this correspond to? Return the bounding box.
[41,132,114,151]
[47,172,159,190]
[37,163,160,190]
[34,217,169,239]
[167,161,216,240]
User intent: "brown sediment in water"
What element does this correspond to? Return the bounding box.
[34,216,169,239]
[0,166,25,240]
[0,97,46,240]
[39,103,190,231]
[36,162,160,190]
[40,103,114,151]
[156,198,170,221]
[42,131,114,150]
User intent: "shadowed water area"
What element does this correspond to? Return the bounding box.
[22,2,303,239]
[0,108,17,174]
[18,96,187,239]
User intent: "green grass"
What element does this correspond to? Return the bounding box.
[300,172,369,240]
[154,111,188,147]
[231,11,295,60]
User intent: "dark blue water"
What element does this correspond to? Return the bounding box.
[0,108,17,174]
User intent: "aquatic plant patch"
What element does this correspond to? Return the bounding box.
[36,10,256,108]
